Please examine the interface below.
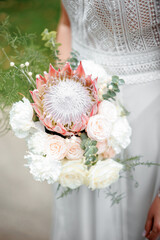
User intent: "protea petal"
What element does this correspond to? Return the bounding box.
[32,103,42,116]
[61,62,72,77]
[49,64,57,77]
[74,61,85,78]
[90,103,98,117]
[30,90,41,106]
[71,120,83,132]
[36,77,46,90]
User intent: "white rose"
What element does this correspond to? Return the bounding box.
[98,100,118,123]
[87,159,123,190]
[81,60,108,87]
[25,152,61,184]
[10,97,34,138]
[47,135,67,160]
[27,131,48,155]
[86,114,112,142]
[58,160,87,189]
[66,136,84,160]
[110,117,132,153]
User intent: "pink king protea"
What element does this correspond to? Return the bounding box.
[30,62,99,136]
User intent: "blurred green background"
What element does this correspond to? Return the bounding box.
[0,0,61,35]
[0,1,61,240]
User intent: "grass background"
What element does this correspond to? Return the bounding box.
[0,0,61,35]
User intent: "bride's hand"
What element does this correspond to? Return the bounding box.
[144,194,160,240]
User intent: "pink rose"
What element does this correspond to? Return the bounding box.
[47,135,67,160]
[66,136,84,160]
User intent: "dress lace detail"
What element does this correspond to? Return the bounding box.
[62,0,160,84]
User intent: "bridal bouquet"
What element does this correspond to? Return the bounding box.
[9,59,131,191]
[1,22,140,200]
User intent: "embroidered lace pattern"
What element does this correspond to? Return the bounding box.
[62,0,160,84]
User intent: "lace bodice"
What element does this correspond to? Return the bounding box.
[62,0,160,84]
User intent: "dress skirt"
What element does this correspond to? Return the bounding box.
[51,78,160,240]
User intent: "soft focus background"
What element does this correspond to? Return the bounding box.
[0,1,60,239]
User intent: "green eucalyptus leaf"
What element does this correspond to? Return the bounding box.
[108,90,116,97]
[118,79,125,85]
[80,138,88,150]
[112,75,119,82]
[85,155,96,162]
[85,160,91,165]
[84,139,93,148]
[85,146,98,156]
[90,140,97,146]
[80,132,88,140]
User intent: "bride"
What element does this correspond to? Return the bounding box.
[52,1,160,240]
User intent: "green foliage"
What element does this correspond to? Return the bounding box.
[0,18,57,109]
[41,28,61,63]
[118,102,130,117]
[56,185,80,199]
[67,50,80,70]
[116,155,160,172]
[105,187,126,206]
[102,75,125,101]
[80,132,98,167]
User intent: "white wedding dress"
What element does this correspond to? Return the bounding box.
[52,1,160,240]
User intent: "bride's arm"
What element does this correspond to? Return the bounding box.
[56,2,71,61]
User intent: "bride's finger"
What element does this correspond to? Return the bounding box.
[147,230,159,240]
[147,218,160,240]
[145,214,153,237]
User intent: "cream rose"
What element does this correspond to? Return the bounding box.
[87,159,123,190]
[86,115,112,142]
[58,160,87,189]
[47,135,67,160]
[66,136,84,160]
[98,100,118,123]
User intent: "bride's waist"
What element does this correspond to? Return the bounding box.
[72,39,160,85]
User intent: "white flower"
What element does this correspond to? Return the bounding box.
[28,72,32,76]
[20,64,25,68]
[10,62,15,67]
[110,117,132,153]
[47,135,67,160]
[81,60,108,87]
[58,160,87,189]
[66,136,84,160]
[98,100,118,123]
[86,114,112,142]
[25,61,29,67]
[25,153,61,184]
[87,159,123,190]
[10,97,34,138]
[27,131,48,155]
